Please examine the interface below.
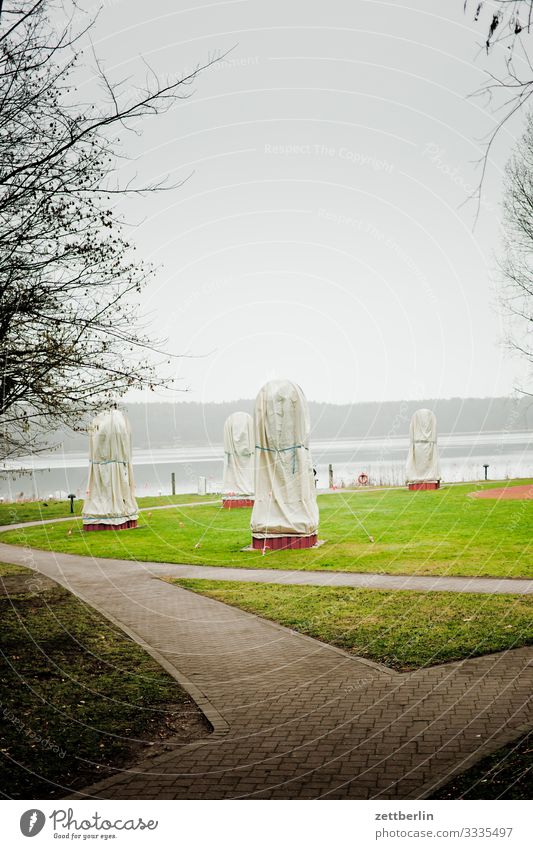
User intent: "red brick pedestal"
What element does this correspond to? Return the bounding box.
[222,498,254,509]
[407,482,440,491]
[83,519,138,531]
[252,534,318,551]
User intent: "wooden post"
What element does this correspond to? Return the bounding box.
[171,472,176,495]
[328,464,333,489]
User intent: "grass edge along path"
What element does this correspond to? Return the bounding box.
[0,493,217,526]
[167,578,533,672]
[0,568,211,799]
[0,562,29,576]
[1,482,531,579]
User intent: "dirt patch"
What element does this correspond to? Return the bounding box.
[76,701,212,790]
[471,484,533,501]
[0,573,211,799]
[431,731,532,800]
[0,572,56,596]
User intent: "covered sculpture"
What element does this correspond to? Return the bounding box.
[222,411,255,508]
[82,409,138,530]
[251,379,319,549]
[406,408,441,490]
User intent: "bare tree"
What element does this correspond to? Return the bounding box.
[466,1,533,52]
[466,5,533,379]
[500,111,533,380]
[464,2,533,211]
[0,1,223,459]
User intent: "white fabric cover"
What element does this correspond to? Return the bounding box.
[406,408,441,483]
[222,412,254,496]
[82,410,138,525]
[251,379,319,538]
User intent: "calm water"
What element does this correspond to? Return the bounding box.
[1,431,532,500]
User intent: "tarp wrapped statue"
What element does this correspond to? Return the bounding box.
[82,410,139,530]
[222,411,255,508]
[406,408,441,490]
[251,379,319,550]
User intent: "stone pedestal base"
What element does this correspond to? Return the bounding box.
[251,534,318,551]
[222,498,254,509]
[83,519,138,532]
[408,482,440,491]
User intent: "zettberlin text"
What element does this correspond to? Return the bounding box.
[375,811,434,821]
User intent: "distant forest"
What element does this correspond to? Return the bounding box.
[55,396,533,451]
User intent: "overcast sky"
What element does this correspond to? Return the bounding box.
[80,0,530,404]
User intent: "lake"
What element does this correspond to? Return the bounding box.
[1,430,532,500]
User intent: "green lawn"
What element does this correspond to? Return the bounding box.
[0,493,217,525]
[0,570,210,798]
[0,562,30,576]
[1,482,531,578]
[169,578,533,671]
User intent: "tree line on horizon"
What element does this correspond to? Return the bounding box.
[51,395,533,452]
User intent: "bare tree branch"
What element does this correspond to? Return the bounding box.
[498,110,533,383]
[0,1,226,457]
[465,1,533,218]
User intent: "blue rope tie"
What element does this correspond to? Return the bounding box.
[90,460,127,465]
[255,443,308,474]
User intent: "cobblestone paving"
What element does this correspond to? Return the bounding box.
[0,542,530,800]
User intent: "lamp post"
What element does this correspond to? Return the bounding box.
[483,464,489,481]
[67,494,76,514]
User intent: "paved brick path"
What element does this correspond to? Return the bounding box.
[1,534,530,595]
[0,541,531,800]
[124,562,533,595]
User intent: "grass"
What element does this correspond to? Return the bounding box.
[0,570,210,798]
[0,493,217,526]
[167,578,533,671]
[0,562,31,577]
[431,732,532,800]
[1,481,531,578]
